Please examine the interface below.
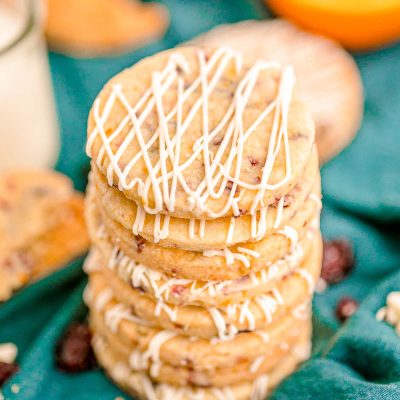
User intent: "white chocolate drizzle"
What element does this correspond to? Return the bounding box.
[104,237,305,305]
[129,330,176,378]
[295,268,315,295]
[250,374,269,400]
[104,303,150,332]
[249,355,266,374]
[87,47,295,224]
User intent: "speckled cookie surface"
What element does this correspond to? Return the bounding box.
[0,170,89,302]
[87,230,313,307]
[92,331,308,400]
[85,234,320,339]
[190,19,363,164]
[0,170,74,255]
[89,306,310,387]
[0,195,89,302]
[91,147,318,251]
[87,46,315,219]
[86,177,321,281]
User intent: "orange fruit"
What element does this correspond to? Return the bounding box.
[267,0,400,50]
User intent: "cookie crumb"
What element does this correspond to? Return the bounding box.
[376,291,400,335]
[11,384,20,394]
[336,297,359,322]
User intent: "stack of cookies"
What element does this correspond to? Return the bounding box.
[83,47,322,400]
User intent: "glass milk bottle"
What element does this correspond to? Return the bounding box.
[0,0,59,169]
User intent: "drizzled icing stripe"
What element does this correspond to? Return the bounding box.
[87,47,295,221]
[128,330,176,378]
[208,307,238,341]
[251,374,269,400]
[104,304,151,332]
[249,355,266,374]
[105,355,239,400]
[203,223,298,267]
[295,268,315,295]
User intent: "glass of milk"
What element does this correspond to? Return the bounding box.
[0,0,59,169]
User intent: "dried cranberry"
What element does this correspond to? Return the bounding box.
[56,323,96,372]
[135,236,146,253]
[322,239,354,284]
[336,297,359,322]
[171,285,187,297]
[249,158,259,166]
[225,181,239,194]
[0,362,19,386]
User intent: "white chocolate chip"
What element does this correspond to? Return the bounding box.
[0,342,18,364]
[376,291,400,336]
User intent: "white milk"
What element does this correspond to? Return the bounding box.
[0,1,59,169]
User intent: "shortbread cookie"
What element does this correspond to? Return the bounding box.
[0,170,74,255]
[45,0,169,56]
[190,19,363,164]
[0,170,89,302]
[86,178,321,281]
[87,277,312,373]
[91,147,318,251]
[85,236,320,339]
[86,228,313,307]
[92,332,309,400]
[87,46,315,219]
[90,309,310,387]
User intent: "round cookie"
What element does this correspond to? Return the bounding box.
[92,332,309,400]
[44,0,169,56]
[0,170,89,302]
[86,177,321,281]
[0,169,74,255]
[190,19,363,164]
[88,284,311,374]
[90,308,310,387]
[87,46,315,219]
[85,236,321,339]
[87,228,312,307]
[91,146,318,251]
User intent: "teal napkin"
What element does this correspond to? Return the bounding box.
[1,1,400,398]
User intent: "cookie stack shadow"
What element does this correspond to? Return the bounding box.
[83,47,322,400]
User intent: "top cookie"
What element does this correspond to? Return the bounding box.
[87,46,315,219]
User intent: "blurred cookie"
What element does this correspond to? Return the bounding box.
[190,19,364,164]
[0,170,89,302]
[44,0,169,56]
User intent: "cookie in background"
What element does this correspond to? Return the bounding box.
[190,19,364,164]
[43,0,169,56]
[0,170,89,302]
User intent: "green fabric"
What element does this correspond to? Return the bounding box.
[1,0,400,398]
